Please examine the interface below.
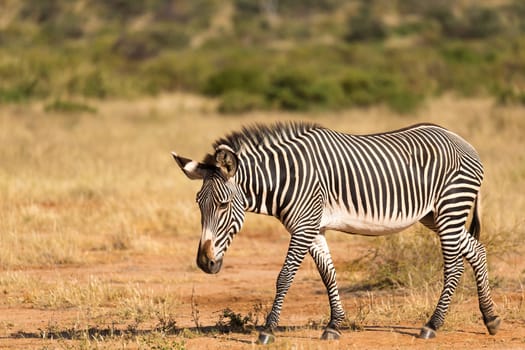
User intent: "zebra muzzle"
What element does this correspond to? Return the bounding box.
[197,239,223,274]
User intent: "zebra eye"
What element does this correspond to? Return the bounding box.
[218,201,229,210]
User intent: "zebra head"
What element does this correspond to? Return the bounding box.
[172,145,246,274]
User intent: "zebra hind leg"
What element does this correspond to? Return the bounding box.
[418,214,466,340]
[462,234,501,335]
[418,250,464,339]
[419,228,501,339]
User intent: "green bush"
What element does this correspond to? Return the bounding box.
[93,0,149,23]
[67,70,108,99]
[437,43,498,96]
[506,0,525,33]
[233,0,260,17]
[340,70,383,106]
[307,79,346,109]
[234,0,342,18]
[392,21,427,37]
[428,5,503,40]
[112,33,161,61]
[213,67,426,113]
[203,67,268,96]
[461,6,503,39]
[112,25,190,58]
[148,25,190,49]
[263,70,345,111]
[265,70,314,110]
[141,52,213,94]
[397,0,454,16]
[218,90,266,114]
[265,74,299,110]
[0,80,38,103]
[0,0,523,113]
[82,71,108,98]
[441,45,487,65]
[340,70,423,113]
[345,3,387,42]
[19,0,61,23]
[385,89,424,114]
[37,13,85,43]
[0,58,49,102]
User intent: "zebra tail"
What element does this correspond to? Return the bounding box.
[469,192,482,241]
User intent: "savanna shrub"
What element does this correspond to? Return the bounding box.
[345,3,387,42]
[428,5,503,40]
[0,80,38,103]
[112,32,161,61]
[340,70,423,113]
[218,90,266,114]
[345,228,443,291]
[203,67,268,96]
[265,70,344,111]
[142,52,212,94]
[340,70,383,106]
[67,70,108,99]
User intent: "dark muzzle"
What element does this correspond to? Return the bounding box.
[196,239,223,274]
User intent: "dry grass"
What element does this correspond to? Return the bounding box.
[0,94,524,348]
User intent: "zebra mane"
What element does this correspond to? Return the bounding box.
[212,121,321,153]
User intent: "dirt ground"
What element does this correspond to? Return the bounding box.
[0,229,524,350]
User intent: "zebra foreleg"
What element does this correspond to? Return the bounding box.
[258,235,312,344]
[462,234,501,335]
[309,234,345,340]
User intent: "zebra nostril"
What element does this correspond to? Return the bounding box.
[206,257,222,274]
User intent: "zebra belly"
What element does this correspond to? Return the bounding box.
[320,206,423,236]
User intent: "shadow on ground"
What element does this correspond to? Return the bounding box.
[4,324,427,342]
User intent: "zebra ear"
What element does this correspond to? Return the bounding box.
[171,152,212,180]
[215,145,238,179]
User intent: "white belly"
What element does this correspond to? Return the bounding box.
[320,205,423,236]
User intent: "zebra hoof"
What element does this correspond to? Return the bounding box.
[418,326,436,339]
[257,331,275,345]
[321,327,341,340]
[485,316,501,335]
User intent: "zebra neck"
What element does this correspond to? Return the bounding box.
[237,159,279,217]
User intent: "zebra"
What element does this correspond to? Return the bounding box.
[172,122,501,344]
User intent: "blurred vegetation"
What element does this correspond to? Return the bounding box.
[1,0,525,113]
